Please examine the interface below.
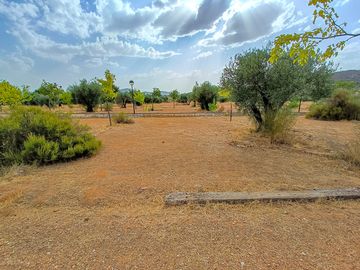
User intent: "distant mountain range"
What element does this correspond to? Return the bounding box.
[332,70,360,83]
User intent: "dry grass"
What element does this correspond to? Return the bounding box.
[0,116,359,269]
[0,164,35,180]
[340,127,360,167]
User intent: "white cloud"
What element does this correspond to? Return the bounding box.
[0,49,34,71]
[334,0,351,7]
[198,0,305,48]
[37,0,101,38]
[335,41,360,70]
[193,51,213,60]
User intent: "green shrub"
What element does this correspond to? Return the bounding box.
[307,90,360,120]
[0,107,101,166]
[262,107,296,144]
[209,103,218,112]
[287,98,300,109]
[113,112,134,124]
[22,135,59,165]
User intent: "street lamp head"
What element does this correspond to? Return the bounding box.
[129,80,134,87]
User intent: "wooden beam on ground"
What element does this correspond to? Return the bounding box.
[165,188,360,206]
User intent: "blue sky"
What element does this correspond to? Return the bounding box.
[0,0,359,92]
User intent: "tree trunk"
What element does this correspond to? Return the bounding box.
[250,106,263,131]
[106,102,112,126]
[298,98,302,113]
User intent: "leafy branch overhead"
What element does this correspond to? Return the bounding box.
[270,0,360,65]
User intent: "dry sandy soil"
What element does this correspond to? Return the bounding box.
[0,115,360,269]
[55,102,236,114]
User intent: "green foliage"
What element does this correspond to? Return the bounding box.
[288,98,300,109]
[208,103,218,112]
[113,112,134,124]
[221,48,332,130]
[307,90,360,120]
[218,88,231,102]
[270,0,359,65]
[104,102,113,111]
[60,92,73,105]
[169,90,180,102]
[262,107,296,144]
[0,80,22,109]
[97,69,117,102]
[133,90,145,105]
[334,80,359,91]
[21,85,33,105]
[22,135,59,165]
[0,107,101,166]
[152,87,161,100]
[169,90,180,108]
[69,79,102,112]
[192,81,219,111]
[35,81,64,108]
[116,91,131,108]
[179,93,190,103]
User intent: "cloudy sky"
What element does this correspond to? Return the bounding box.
[0,0,360,92]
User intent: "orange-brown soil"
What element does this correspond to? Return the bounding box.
[51,102,237,114]
[1,116,359,269]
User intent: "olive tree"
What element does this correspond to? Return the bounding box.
[69,79,102,112]
[169,90,180,108]
[221,48,332,131]
[192,82,218,111]
[116,91,131,108]
[35,81,64,108]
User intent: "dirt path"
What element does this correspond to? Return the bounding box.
[1,116,359,269]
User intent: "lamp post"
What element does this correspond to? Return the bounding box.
[129,80,135,114]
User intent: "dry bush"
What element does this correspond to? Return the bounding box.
[340,127,360,166]
[307,90,360,121]
[113,112,134,124]
[262,107,296,144]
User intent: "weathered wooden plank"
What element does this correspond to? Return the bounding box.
[165,188,360,206]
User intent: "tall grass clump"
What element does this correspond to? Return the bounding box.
[0,107,101,166]
[307,90,360,120]
[340,127,360,167]
[261,107,296,144]
[112,112,134,124]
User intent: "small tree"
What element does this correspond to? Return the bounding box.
[152,88,162,102]
[193,82,218,111]
[116,91,131,108]
[0,81,22,111]
[69,79,102,112]
[97,70,117,109]
[35,81,64,108]
[133,90,145,105]
[221,48,332,131]
[169,90,180,108]
[98,70,117,125]
[179,93,190,104]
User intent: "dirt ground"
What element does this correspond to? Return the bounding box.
[55,102,237,114]
[0,115,360,269]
